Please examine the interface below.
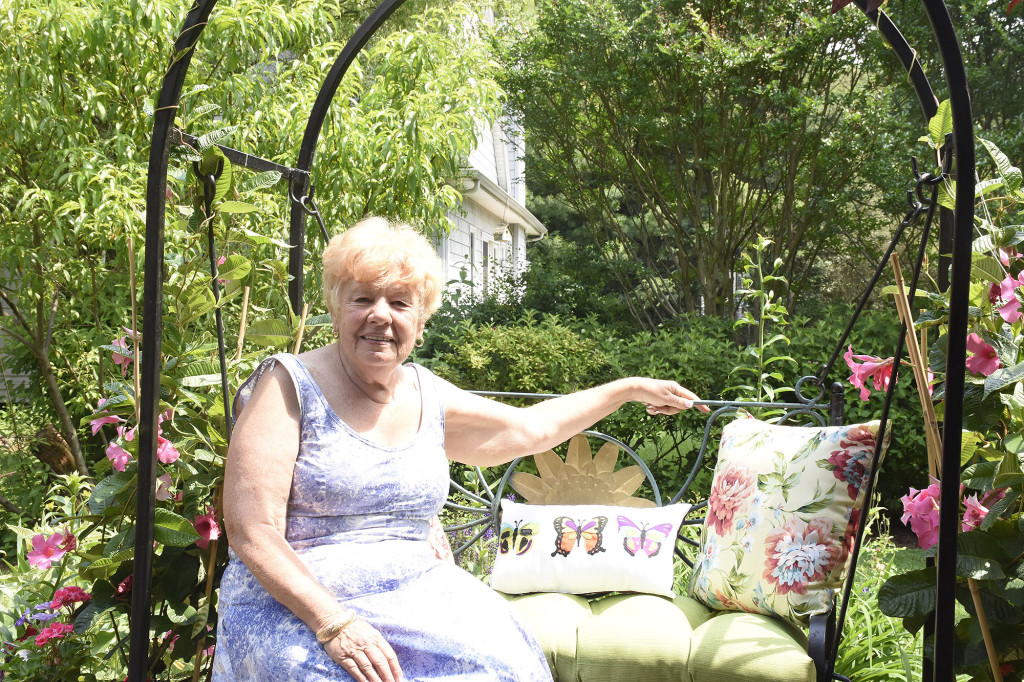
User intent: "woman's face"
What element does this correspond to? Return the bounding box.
[335,280,424,371]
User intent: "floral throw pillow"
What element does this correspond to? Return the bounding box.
[688,416,889,627]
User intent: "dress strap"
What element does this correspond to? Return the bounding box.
[232,353,309,422]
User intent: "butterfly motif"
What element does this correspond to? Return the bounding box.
[551,516,607,557]
[617,516,674,558]
[499,520,540,556]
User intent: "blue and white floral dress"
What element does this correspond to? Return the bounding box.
[212,353,551,681]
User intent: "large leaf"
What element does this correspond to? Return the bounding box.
[993,451,1024,490]
[971,253,1003,284]
[981,138,1023,193]
[216,254,252,282]
[154,508,201,547]
[88,472,135,515]
[247,318,293,349]
[928,100,952,149]
[878,567,937,618]
[984,361,1024,398]
[957,532,1007,580]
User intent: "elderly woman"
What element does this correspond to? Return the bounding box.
[213,217,706,682]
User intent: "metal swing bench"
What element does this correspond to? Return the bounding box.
[137,0,977,680]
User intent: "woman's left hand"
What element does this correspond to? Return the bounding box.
[633,378,710,416]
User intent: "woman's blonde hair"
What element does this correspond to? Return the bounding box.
[322,217,444,320]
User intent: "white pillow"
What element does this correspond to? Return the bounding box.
[489,500,691,598]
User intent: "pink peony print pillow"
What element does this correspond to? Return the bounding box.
[688,415,889,627]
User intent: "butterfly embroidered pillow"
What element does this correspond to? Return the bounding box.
[688,416,889,627]
[489,500,691,598]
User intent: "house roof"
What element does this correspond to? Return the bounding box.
[457,169,548,239]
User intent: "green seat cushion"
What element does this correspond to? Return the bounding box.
[502,591,814,682]
[687,611,814,682]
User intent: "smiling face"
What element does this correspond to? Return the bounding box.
[335,280,425,371]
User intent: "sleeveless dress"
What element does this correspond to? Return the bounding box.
[212,353,552,681]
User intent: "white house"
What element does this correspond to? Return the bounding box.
[440,115,547,298]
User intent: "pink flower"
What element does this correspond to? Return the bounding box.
[844,346,894,401]
[114,574,133,601]
[106,442,132,472]
[157,436,180,464]
[708,462,756,536]
[111,336,133,376]
[34,622,73,647]
[999,247,1020,266]
[59,529,77,552]
[217,255,229,285]
[193,508,220,549]
[965,333,1001,376]
[993,273,1024,323]
[90,411,124,435]
[27,533,67,569]
[117,424,136,442]
[50,586,91,610]
[155,474,173,502]
[762,517,841,595]
[901,483,941,549]
[961,494,990,532]
[826,426,877,500]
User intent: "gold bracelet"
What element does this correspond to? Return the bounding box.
[315,612,358,644]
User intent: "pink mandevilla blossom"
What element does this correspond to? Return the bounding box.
[993,273,1024,323]
[111,336,133,376]
[34,622,73,647]
[90,410,124,435]
[157,436,181,464]
[962,488,1007,532]
[901,483,941,549]
[59,529,77,552]
[155,474,174,502]
[965,333,1001,376]
[194,508,221,549]
[106,442,132,472]
[844,346,894,401]
[27,533,67,570]
[999,247,1020,266]
[707,462,756,536]
[117,424,136,442]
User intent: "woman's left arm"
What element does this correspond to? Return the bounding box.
[439,377,709,466]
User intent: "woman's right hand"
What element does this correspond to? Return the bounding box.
[324,619,405,682]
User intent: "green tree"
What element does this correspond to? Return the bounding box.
[0,0,502,479]
[498,0,905,328]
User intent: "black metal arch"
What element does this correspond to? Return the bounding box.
[138,1,974,679]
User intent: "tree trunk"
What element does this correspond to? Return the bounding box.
[37,353,89,476]
[31,422,77,475]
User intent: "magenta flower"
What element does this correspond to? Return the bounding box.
[844,346,894,401]
[90,410,124,435]
[50,586,91,610]
[965,333,1001,376]
[900,483,941,549]
[194,508,220,549]
[155,474,173,502]
[157,436,180,464]
[34,622,73,647]
[117,424,136,442]
[27,533,67,570]
[59,529,77,552]
[217,255,228,285]
[999,247,1020,267]
[106,442,132,472]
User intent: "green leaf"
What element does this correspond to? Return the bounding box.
[216,201,258,214]
[878,566,937,617]
[247,318,293,349]
[88,472,135,515]
[982,491,1021,530]
[993,451,1024,490]
[957,532,1007,579]
[981,138,1023,193]
[984,361,1024,398]
[197,126,237,151]
[154,508,201,547]
[180,374,223,388]
[166,601,199,625]
[928,100,952,148]
[103,526,135,558]
[216,254,252,282]
[936,180,956,211]
[238,170,282,193]
[971,253,1004,284]
[960,431,985,465]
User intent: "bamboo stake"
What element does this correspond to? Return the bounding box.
[889,254,943,474]
[232,286,251,362]
[191,490,222,682]
[890,255,1004,682]
[291,303,309,355]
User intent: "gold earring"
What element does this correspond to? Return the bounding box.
[415,338,424,347]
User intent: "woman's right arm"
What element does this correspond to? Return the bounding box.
[223,363,404,682]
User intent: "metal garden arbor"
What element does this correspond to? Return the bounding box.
[138,0,976,679]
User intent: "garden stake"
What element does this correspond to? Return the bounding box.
[232,285,251,362]
[191,489,222,682]
[891,255,1003,682]
[890,254,942,473]
[292,303,310,355]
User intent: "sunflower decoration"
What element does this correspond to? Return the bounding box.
[509,434,656,508]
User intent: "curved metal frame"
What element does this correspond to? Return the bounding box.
[139,1,973,680]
